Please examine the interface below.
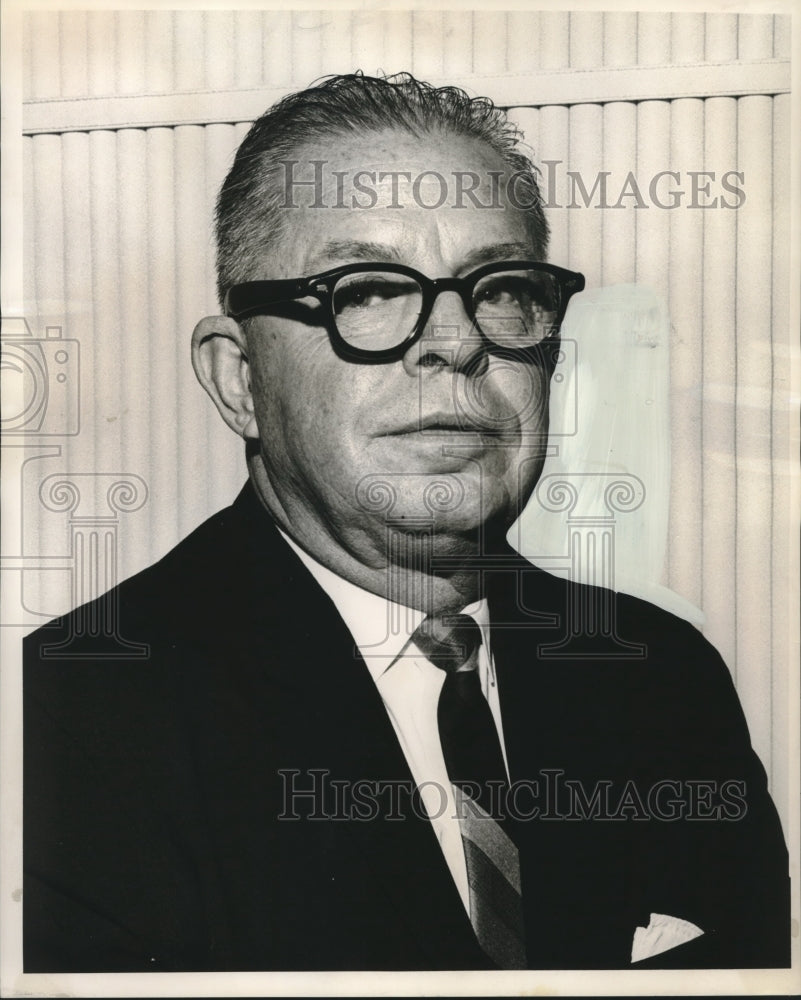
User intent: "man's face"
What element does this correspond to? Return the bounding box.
[243,129,551,561]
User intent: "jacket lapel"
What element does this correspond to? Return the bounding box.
[222,484,488,967]
[486,550,646,968]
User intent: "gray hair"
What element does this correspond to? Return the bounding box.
[215,71,550,306]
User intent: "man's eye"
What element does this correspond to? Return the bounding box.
[475,275,555,311]
[335,278,416,312]
[475,278,525,306]
[341,284,376,308]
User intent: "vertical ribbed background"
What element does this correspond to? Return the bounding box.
[18,10,793,830]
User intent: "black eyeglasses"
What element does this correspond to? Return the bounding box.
[224,260,585,363]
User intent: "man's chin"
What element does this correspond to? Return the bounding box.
[354,473,515,542]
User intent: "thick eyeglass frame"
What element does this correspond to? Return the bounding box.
[223,260,586,364]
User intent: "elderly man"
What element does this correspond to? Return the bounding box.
[24,72,789,973]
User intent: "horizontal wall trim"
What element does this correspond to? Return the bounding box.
[22,59,791,135]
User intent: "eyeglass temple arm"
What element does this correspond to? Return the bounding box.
[224,277,321,318]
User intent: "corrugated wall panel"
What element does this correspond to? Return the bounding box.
[568,104,604,290]
[174,125,222,540]
[536,106,570,264]
[27,131,65,616]
[262,11,293,86]
[29,134,65,336]
[145,11,176,93]
[570,11,604,68]
[603,13,638,67]
[15,10,793,836]
[507,11,541,72]
[21,124,247,596]
[770,90,791,799]
[59,11,89,99]
[706,12,738,60]
[117,127,150,550]
[475,13,510,75]
[21,11,792,100]
[22,137,37,314]
[411,10,446,80]
[774,14,791,58]
[60,130,94,450]
[538,12,569,69]
[177,13,207,92]
[25,11,59,99]
[668,98,705,611]
[442,11,473,77]
[633,101,671,291]
[734,21,777,777]
[638,12,673,64]
[735,93,775,772]
[701,97,739,677]
[88,130,122,477]
[86,11,117,96]
[600,102,637,287]
[386,12,415,74]
[146,126,181,562]
[116,10,148,96]
[739,12,775,59]
[672,12,706,62]
[233,11,262,89]
[290,10,324,82]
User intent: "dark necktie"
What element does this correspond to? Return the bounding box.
[412,613,527,969]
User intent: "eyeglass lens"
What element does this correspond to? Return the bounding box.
[331,268,561,352]
[333,272,423,352]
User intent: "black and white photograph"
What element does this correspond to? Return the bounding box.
[1,2,799,996]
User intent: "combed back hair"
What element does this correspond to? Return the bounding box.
[215,71,550,306]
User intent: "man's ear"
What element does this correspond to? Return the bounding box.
[191,316,259,439]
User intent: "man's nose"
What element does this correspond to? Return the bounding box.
[401,289,488,377]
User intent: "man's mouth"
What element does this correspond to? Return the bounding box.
[385,413,503,436]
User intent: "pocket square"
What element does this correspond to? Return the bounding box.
[631,912,704,963]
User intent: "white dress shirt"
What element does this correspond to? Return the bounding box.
[278,528,508,913]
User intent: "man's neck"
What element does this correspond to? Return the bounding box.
[247,460,505,616]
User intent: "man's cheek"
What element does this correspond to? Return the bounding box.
[469,362,548,429]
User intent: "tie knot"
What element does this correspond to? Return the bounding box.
[412,613,482,672]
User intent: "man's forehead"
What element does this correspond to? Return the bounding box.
[271,127,525,211]
[291,126,509,175]
[275,196,534,277]
[261,128,537,273]
[298,238,537,278]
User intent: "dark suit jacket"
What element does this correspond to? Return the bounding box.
[23,482,790,971]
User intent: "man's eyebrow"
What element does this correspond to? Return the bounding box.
[313,239,404,266]
[458,242,537,271]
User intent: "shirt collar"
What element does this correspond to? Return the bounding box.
[276,527,493,682]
